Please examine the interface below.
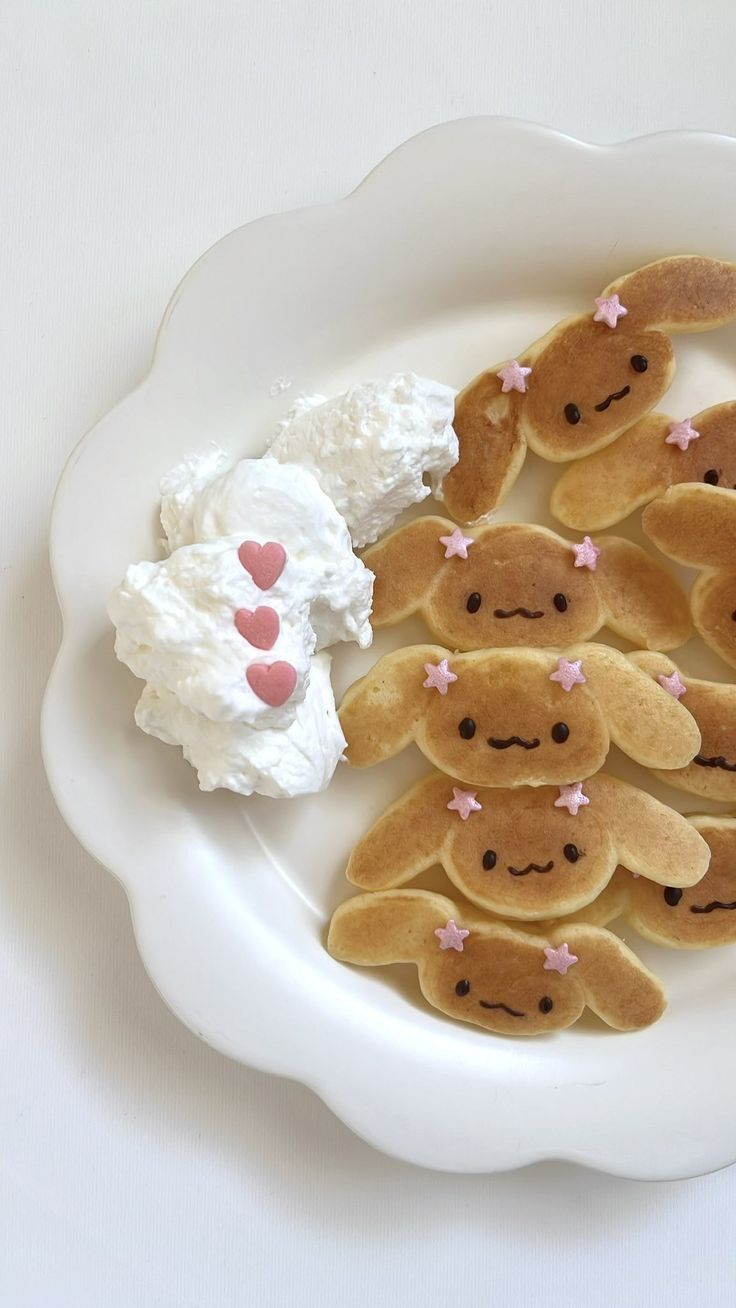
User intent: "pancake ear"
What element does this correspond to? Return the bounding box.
[559,924,666,1030]
[604,255,736,331]
[578,644,701,769]
[327,890,455,965]
[339,644,449,767]
[550,412,675,530]
[346,773,452,890]
[440,370,525,522]
[594,776,710,886]
[643,484,736,568]
[362,517,454,626]
[625,649,681,681]
[593,536,692,650]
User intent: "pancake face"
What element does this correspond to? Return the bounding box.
[338,643,702,783]
[430,528,601,648]
[327,889,667,1034]
[364,516,691,652]
[421,929,585,1035]
[415,652,609,787]
[436,256,736,523]
[518,317,674,461]
[445,790,612,919]
[346,771,710,921]
[642,484,736,670]
[551,401,736,531]
[629,652,736,801]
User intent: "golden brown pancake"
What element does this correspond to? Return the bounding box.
[328,889,667,1033]
[441,255,736,522]
[338,642,701,785]
[551,400,736,530]
[628,651,736,801]
[363,515,691,651]
[642,484,736,670]
[555,818,736,949]
[346,771,709,920]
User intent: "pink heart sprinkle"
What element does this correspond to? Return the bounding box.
[246,661,297,707]
[238,540,287,589]
[234,606,280,650]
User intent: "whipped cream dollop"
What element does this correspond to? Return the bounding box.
[135,651,346,798]
[110,534,319,728]
[160,455,373,650]
[159,444,231,552]
[265,373,459,548]
[110,456,373,785]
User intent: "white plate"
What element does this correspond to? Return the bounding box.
[43,119,736,1178]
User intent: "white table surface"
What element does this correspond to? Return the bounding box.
[3,2,736,1304]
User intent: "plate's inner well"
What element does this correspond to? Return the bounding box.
[234,300,736,1031]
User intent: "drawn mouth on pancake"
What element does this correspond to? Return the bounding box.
[493,607,545,619]
[508,861,554,877]
[690,900,736,914]
[693,754,736,771]
[594,384,631,412]
[478,1000,526,1017]
[488,736,541,750]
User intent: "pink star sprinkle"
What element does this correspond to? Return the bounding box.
[549,657,586,693]
[447,787,483,821]
[555,783,590,816]
[665,418,700,451]
[439,527,474,560]
[593,294,628,328]
[496,360,532,394]
[657,669,687,700]
[571,535,601,570]
[435,919,470,952]
[543,943,579,975]
[423,659,458,695]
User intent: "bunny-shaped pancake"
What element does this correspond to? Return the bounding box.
[641,484,736,670]
[627,651,736,801]
[441,256,736,523]
[338,642,701,786]
[363,515,691,652]
[347,771,709,920]
[551,400,736,530]
[328,889,666,1033]
[556,818,736,950]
